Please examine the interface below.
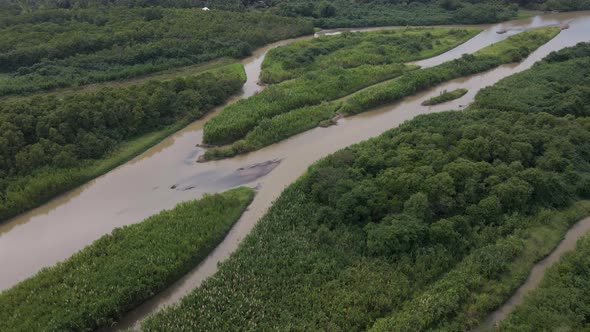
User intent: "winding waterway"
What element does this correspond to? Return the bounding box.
[477,216,590,331]
[1,10,589,331]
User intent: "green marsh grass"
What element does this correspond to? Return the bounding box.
[0,187,255,331]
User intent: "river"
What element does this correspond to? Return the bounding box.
[1,10,589,331]
[476,216,590,331]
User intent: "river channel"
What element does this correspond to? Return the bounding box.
[1,10,589,331]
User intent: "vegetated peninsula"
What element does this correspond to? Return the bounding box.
[0,8,312,96]
[202,27,559,161]
[0,187,254,331]
[203,27,481,146]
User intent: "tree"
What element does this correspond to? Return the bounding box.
[365,215,427,257]
[403,192,432,222]
[319,2,336,17]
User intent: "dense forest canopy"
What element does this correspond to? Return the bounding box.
[4,0,589,11]
[0,8,312,95]
[0,0,313,222]
[142,42,590,331]
[0,63,245,221]
[274,0,521,27]
[473,42,590,117]
[2,0,589,29]
[0,0,588,328]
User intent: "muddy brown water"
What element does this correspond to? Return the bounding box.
[1,10,589,331]
[476,217,590,331]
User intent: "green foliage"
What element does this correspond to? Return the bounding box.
[203,62,411,145]
[370,202,590,331]
[5,0,588,30]
[473,42,590,117]
[500,231,590,331]
[340,27,559,115]
[0,63,246,222]
[143,43,590,330]
[203,63,415,145]
[269,0,588,29]
[0,0,266,11]
[261,27,481,84]
[203,28,481,147]
[204,102,340,160]
[274,0,520,28]
[0,187,254,331]
[474,26,561,62]
[422,88,468,106]
[142,106,590,330]
[541,0,590,11]
[202,27,558,160]
[0,7,312,96]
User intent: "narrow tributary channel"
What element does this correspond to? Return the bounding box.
[476,216,590,331]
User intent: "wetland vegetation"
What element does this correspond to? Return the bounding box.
[203,27,480,146]
[422,88,468,106]
[0,63,245,222]
[203,27,559,160]
[473,42,590,117]
[0,187,254,332]
[145,113,590,330]
[0,0,575,30]
[271,0,590,28]
[142,42,590,331]
[499,231,590,331]
[0,4,313,223]
[3,0,588,32]
[260,27,481,84]
[0,0,582,224]
[0,1,589,331]
[0,7,312,96]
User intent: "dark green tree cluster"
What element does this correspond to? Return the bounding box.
[272,0,590,28]
[473,42,590,117]
[142,43,590,331]
[541,0,590,11]
[274,0,520,28]
[0,7,312,95]
[4,0,589,30]
[0,63,245,222]
[0,187,254,332]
